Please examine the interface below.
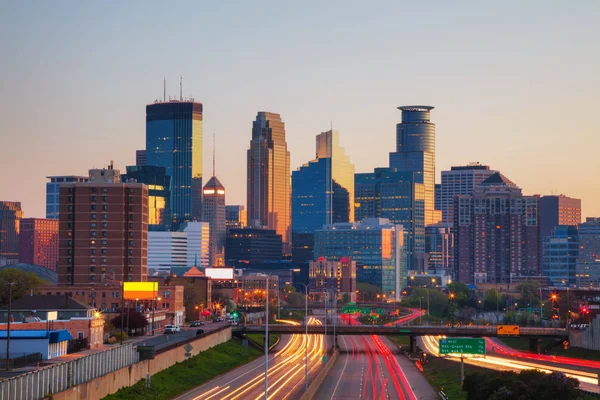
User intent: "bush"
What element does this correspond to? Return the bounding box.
[111,332,128,342]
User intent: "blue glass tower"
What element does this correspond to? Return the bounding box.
[121,165,171,231]
[292,158,332,234]
[543,225,579,286]
[146,101,203,230]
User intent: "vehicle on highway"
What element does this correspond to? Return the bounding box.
[190,321,204,327]
[195,329,205,335]
[164,325,180,334]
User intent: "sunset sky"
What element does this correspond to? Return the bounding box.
[1,1,599,218]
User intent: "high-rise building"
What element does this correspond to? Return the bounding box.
[354,168,425,272]
[309,257,357,302]
[225,205,247,230]
[542,225,578,286]
[148,231,188,275]
[146,101,203,230]
[180,221,210,269]
[439,163,496,224]
[539,195,582,239]
[389,106,440,226]
[0,201,24,266]
[435,184,442,211]
[202,176,226,267]
[453,173,540,284]
[58,181,148,285]
[425,223,453,276]
[576,218,600,287]
[89,162,121,183]
[314,218,405,299]
[122,165,171,231]
[247,112,291,253]
[136,150,146,166]
[46,176,88,219]
[18,218,59,271]
[225,228,283,264]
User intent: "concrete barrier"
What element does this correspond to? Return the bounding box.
[299,349,339,400]
[51,328,232,400]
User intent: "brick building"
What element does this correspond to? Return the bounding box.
[19,218,59,271]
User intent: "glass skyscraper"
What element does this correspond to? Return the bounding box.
[354,168,425,272]
[122,165,171,231]
[46,176,88,219]
[146,101,203,230]
[247,112,291,253]
[202,176,226,267]
[543,225,578,286]
[389,106,440,226]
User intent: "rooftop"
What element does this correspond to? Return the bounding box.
[0,329,73,343]
[0,295,94,311]
[397,105,434,112]
[478,172,519,188]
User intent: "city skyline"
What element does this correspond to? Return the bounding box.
[1,2,599,219]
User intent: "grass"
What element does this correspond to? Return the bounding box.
[102,339,261,400]
[387,335,410,347]
[420,356,488,400]
[282,310,306,321]
[245,333,280,348]
[498,337,600,361]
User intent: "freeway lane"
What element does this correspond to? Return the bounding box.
[133,321,229,351]
[315,335,437,400]
[176,318,325,400]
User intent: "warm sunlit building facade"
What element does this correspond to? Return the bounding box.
[0,201,24,266]
[203,176,226,266]
[309,257,357,302]
[19,218,59,271]
[122,165,171,231]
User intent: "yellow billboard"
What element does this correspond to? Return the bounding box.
[123,282,158,300]
[497,325,520,336]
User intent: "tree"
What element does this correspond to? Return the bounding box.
[0,268,45,306]
[484,289,502,312]
[357,282,382,301]
[111,309,148,331]
[285,291,305,307]
[515,280,541,308]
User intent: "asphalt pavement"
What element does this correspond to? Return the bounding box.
[134,321,229,351]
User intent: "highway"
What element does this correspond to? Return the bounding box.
[133,321,229,351]
[175,318,325,400]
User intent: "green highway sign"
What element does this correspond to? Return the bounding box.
[360,308,371,315]
[376,308,385,315]
[439,338,486,355]
[343,306,358,314]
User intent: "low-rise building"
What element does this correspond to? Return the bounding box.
[0,329,73,360]
[309,257,356,302]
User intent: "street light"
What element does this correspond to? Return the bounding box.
[152,296,161,336]
[288,281,309,392]
[251,270,275,400]
[5,282,15,371]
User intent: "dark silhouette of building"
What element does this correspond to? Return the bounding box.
[225,228,283,264]
[0,201,23,266]
[202,176,226,267]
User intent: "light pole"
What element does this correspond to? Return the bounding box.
[252,270,274,400]
[152,296,161,336]
[289,281,310,392]
[5,282,15,371]
[419,297,423,325]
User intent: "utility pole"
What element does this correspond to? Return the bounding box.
[5,282,14,370]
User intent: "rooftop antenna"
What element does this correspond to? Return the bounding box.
[163,77,166,102]
[180,75,183,101]
[329,121,333,226]
[212,132,216,177]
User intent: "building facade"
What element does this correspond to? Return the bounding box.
[202,177,226,267]
[309,257,356,302]
[439,163,496,224]
[148,231,188,274]
[313,218,405,299]
[180,221,210,269]
[46,176,89,220]
[389,106,440,226]
[136,150,146,166]
[539,195,582,239]
[425,223,453,276]
[0,201,24,266]
[146,101,203,230]
[577,218,600,287]
[247,112,291,253]
[225,205,247,231]
[453,173,540,284]
[18,218,59,271]
[122,165,171,231]
[542,225,578,287]
[57,181,148,285]
[225,228,283,264]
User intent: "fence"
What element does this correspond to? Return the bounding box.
[0,343,138,400]
[0,353,42,370]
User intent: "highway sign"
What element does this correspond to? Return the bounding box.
[497,325,520,336]
[439,338,485,355]
[360,308,371,315]
[184,343,193,357]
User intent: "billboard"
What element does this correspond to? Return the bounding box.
[123,282,158,300]
[205,268,234,280]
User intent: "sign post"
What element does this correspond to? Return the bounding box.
[438,338,486,355]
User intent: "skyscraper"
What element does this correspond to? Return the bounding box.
[425,223,454,276]
[203,176,226,266]
[439,163,496,224]
[146,101,203,230]
[225,205,247,230]
[136,150,146,166]
[19,218,59,271]
[577,218,600,286]
[46,176,88,219]
[453,173,540,284]
[247,112,291,252]
[0,201,24,266]
[121,165,171,231]
[542,225,578,286]
[389,106,440,226]
[539,195,582,239]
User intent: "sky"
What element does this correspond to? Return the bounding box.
[1,1,599,219]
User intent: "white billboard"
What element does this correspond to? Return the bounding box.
[205,268,234,280]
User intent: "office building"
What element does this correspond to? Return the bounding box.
[439,163,496,224]
[577,218,600,287]
[354,168,425,272]
[46,176,88,219]
[247,112,291,252]
[57,181,148,285]
[136,150,146,166]
[435,183,441,211]
[202,176,226,266]
[389,106,440,226]
[122,165,171,231]
[148,231,188,274]
[0,201,24,266]
[89,162,121,183]
[146,101,203,229]
[425,223,453,276]
[539,195,582,239]
[542,225,578,286]
[314,218,405,299]
[225,228,283,264]
[225,205,247,230]
[18,218,59,271]
[309,257,357,302]
[453,173,540,284]
[180,221,210,269]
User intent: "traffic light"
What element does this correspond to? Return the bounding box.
[232,312,238,318]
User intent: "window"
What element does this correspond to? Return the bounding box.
[68,222,72,229]
[129,240,134,246]
[103,196,108,202]
[68,240,73,246]
[129,214,134,220]
[91,196,96,201]
[101,249,107,254]
[103,205,108,211]
[102,214,108,220]
[67,249,72,255]
[129,205,134,212]
[91,222,96,228]
[68,205,73,211]
[90,266,95,273]
[129,223,133,229]
[91,205,96,210]
[128,258,133,264]
[68,188,73,193]
[90,240,96,245]
[91,257,96,263]
[102,188,108,193]
[102,231,107,237]
[91,231,96,237]
[68,214,73,220]
[68,197,73,202]
[128,249,133,255]
[102,292,106,298]
[91,214,96,219]
[101,240,107,246]
[91,249,96,255]
[102,222,107,228]
[129,197,134,202]
[102,258,107,263]
[90,275,95,281]
[129,231,133,237]
[68,258,72,263]
[92,187,97,193]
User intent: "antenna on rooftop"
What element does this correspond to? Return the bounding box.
[180,75,183,101]
[212,132,216,177]
[164,77,166,102]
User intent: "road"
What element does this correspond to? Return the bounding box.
[176,318,325,400]
[134,321,229,351]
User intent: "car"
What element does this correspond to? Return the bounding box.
[195,329,205,336]
[164,325,180,334]
[190,321,204,327]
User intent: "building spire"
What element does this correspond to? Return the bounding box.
[212,133,216,177]
[180,75,183,101]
